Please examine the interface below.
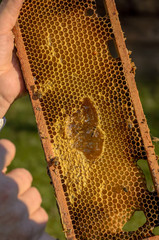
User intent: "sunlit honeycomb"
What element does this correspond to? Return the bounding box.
[16,0,159,239]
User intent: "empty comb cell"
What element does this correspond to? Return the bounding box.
[13,0,159,239]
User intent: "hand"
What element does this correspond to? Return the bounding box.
[0,139,55,240]
[0,0,26,118]
[0,1,56,239]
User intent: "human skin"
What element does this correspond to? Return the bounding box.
[0,1,55,239]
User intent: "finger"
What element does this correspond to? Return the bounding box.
[0,56,26,118]
[0,32,13,75]
[7,198,29,224]
[0,174,19,203]
[2,167,7,173]
[19,208,48,240]
[19,187,42,216]
[0,0,24,33]
[0,197,29,234]
[0,139,16,171]
[6,168,33,195]
[39,232,56,240]
[30,207,48,225]
[28,208,48,239]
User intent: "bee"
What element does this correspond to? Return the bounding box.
[151,136,159,143]
[41,136,48,140]
[39,130,48,140]
[126,119,133,130]
[92,51,97,55]
[30,85,42,100]
[91,126,97,137]
[36,107,41,111]
[128,50,132,56]
[34,90,42,100]
[63,228,71,234]
[123,187,128,192]
[0,117,6,131]
[48,156,59,168]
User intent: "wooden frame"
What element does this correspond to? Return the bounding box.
[13,0,159,239]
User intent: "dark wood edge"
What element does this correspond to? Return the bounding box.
[13,22,76,240]
[105,0,159,196]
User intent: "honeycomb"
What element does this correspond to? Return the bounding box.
[14,0,159,239]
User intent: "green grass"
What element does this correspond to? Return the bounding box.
[122,211,146,232]
[137,159,155,192]
[1,96,65,240]
[136,77,159,155]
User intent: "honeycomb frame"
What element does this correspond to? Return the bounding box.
[13,0,159,239]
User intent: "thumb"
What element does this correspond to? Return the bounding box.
[0,0,24,33]
[0,139,16,171]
